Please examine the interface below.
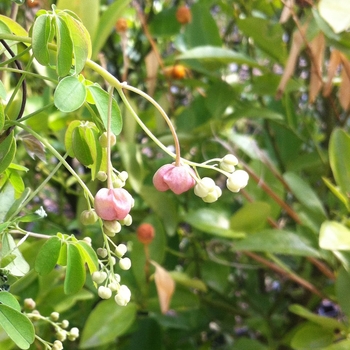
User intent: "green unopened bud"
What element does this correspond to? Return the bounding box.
[115,244,127,258]
[97,247,108,258]
[103,220,122,235]
[96,171,108,182]
[99,132,116,148]
[120,214,132,226]
[202,186,222,203]
[80,209,98,226]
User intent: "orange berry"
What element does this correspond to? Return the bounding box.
[176,6,192,25]
[171,65,187,80]
[27,0,40,7]
[137,223,155,245]
[115,18,128,33]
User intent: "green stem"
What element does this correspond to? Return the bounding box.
[9,120,94,203]
[107,87,113,189]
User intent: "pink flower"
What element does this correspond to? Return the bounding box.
[94,188,133,221]
[153,164,196,194]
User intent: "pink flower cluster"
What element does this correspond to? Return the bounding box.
[153,164,195,194]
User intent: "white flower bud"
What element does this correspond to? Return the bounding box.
[56,330,67,342]
[120,214,132,226]
[119,257,131,270]
[118,171,129,182]
[61,320,69,329]
[114,273,121,283]
[115,244,127,258]
[112,178,125,188]
[194,177,216,198]
[115,285,131,306]
[52,340,63,350]
[69,327,79,340]
[220,154,238,172]
[24,298,36,310]
[103,220,122,234]
[109,256,116,266]
[108,281,120,291]
[202,186,222,203]
[96,171,108,182]
[97,248,108,258]
[98,286,112,299]
[226,170,249,192]
[83,237,92,246]
[50,312,60,321]
[92,271,107,284]
[99,132,116,147]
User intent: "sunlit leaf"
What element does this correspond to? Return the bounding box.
[0,292,21,312]
[55,16,73,76]
[319,221,350,250]
[32,14,52,66]
[318,0,350,33]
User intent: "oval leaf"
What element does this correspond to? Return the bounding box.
[54,75,86,113]
[55,16,73,76]
[64,243,85,294]
[32,14,51,66]
[0,132,16,175]
[0,292,21,312]
[80,301,137,348]
[34,236,61,276]
[0,305,35,350]
[88,85,123,136]
[319,221,350,250]
[72,127,93,166]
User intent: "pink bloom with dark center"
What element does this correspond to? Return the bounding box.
[153,164,196,194]
[94,188,133,221]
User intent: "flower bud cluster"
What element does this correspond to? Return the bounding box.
[152,154,249,203]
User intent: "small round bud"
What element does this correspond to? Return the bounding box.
[103,220,122,234]
[115,244,128,258]
[96,171,108,182]
[115,18,128,33]
[118,171,129,182]
[80,209,98,226]
[115,285,131,306]
[114,273,121,283]
[50,312,60,321]
[226,170,249,192]
[119,257,131,270]
[137,223,155,245]
[108,281,120,291]
[56,330,67,342]
[120,214,132,226]
[99,132,116,148]
[194,177,216,198]
[24,298,36,310]
[92,271,107,284]
[97,248,108,258]
[52,340,63,350]
[83,237,92,246]
[202,186,222,203]
[220,154,238,173]
[98,286,112,299]
[176,6,192,24]
[109,256,116,266]
[31,310,41,321]
[68,327,79,341]
[61,320,69,329]
[112,177,125,188]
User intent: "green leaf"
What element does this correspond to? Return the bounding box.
[54,75,86,113]
[0,184,16,223]
[1,233,29,277]
[91,0,131,59]
[237,17,287,63]
[324,340,350,350]
[0,132,16,175]
[335,268,350,319]
[185,208,245,238]
[230,107,284,121]
[34,236,61,276]
[178,46,259,68]
[0,15,28,38]
[289,304,346,331]
[322,177,349,210]
[318,0,350,33]
[0,305,34,350]
[76,241,98,274]
[61,13,91,74]
[64,120,81,157]
[4,188,30,221]
[88,85,123,136]
[57,241,67,266]
[182,2,221,48]
[149,7,181,37]
[329,128,350,196]
[72,127,93,166]
[169,271,207,292]
[319,221,350,250]
[0,292,21,312]
[32,14,51,66]
[231,229,320,257]
[0,103,4,132]
[80,301,137,348]
[55,16,73,76]
[290,323,334,349]
[283,172,327,219]
[64,243,85,294]
[230,202,271,233]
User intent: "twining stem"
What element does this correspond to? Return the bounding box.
[107,87,114,189]
[9,120,94,203]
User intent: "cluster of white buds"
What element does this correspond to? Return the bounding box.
[194,177,222,203]
[112,171,129,188]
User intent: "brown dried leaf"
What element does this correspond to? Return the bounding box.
[151,260,175,314]
[309,33,325,103]
[18,131,46,163]
[339,62,350,111]
[145,50,159,97]
[323,49,342,97]
[280,0,295,24]
[276,23,307,99]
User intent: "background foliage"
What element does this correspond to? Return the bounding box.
[1,0,350,349]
